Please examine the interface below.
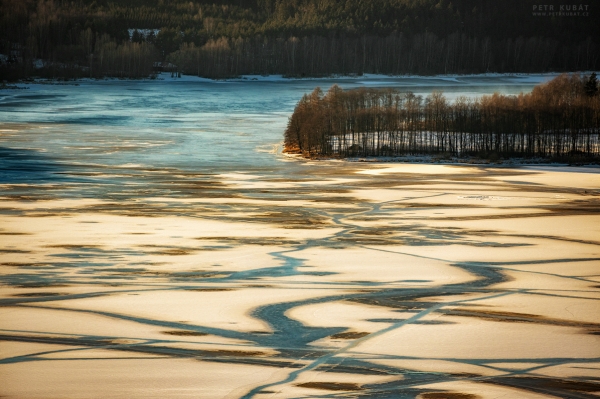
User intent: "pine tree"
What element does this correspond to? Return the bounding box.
[585,72,598,97]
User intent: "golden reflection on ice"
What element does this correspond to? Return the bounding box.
[1,163,599,399]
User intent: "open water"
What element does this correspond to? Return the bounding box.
[0,74,553,188]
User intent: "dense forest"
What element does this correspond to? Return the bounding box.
[283,73,600,161]
[0,0,598,80]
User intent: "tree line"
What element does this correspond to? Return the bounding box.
[169,33,598,78]
[284,73,600,161]
[1,0,598,80]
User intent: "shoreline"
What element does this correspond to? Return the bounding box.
[282,151,600,168]
[2,71,571,87]
[337,156,600,167]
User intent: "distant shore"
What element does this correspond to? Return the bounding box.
[3,71,568,86]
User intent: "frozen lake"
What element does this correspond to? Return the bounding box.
[1,74,555,180]
[2,74,599,399]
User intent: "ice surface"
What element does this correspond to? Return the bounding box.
[1,75,599,399]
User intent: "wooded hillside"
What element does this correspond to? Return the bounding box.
[284,73,600,161]
[1,0,598,79]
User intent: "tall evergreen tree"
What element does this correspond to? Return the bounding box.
[585,72,598,97]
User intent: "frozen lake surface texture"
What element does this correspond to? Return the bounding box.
[1,74,599,398]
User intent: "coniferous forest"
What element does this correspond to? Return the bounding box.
[283,73,600,161]
[1,0,599,80]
